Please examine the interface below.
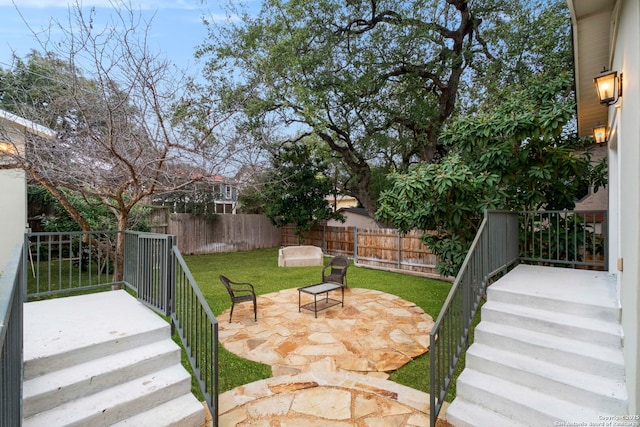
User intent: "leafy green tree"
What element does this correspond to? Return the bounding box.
[200,0,500,214]
[377,74,607,276]
[200,0,572,215]
[28,185,151,232]
[262,143,343,242]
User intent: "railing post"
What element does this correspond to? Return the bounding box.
[167,235,177,315]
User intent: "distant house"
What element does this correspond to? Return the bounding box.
[326,207,381,229]
[153,173,238,215]
[0,109,55,273]
[326,194,358,212]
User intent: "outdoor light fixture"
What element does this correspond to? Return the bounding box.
[593,125,608,145]
[594,69,622,105]
[0,141,15,154]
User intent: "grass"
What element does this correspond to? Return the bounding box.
[184,247,453,394]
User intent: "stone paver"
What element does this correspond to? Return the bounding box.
[218,287,434,377]
[217,287,452,426]
[219,370,451,427]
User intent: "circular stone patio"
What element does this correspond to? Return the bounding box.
[218,287,434,377]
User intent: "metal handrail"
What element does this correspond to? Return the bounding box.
[429,211,519,427]
[20,230,219,426]
[428,209,607,426]
[0,244,24,426]
[172,248,219,425]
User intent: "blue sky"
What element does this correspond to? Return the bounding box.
[0,0,247,73]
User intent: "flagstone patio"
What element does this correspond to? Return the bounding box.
[217,287,450,426]
[218,287,434,378]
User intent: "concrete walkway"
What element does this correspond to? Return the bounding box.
[218,287,450,426]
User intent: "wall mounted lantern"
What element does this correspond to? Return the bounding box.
[593,125,608,145]
[0,141,16,154]
[594,70,622,105]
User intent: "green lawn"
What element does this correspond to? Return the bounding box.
[184,247,452,394]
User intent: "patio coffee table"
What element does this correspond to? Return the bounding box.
[298,282,344,318]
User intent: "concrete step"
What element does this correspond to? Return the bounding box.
[454,369,616,426]
[23,365,192,427]
[446,398,528,427]
[487,265,619,322]
[23,339,181,417]
[474,321,625,378]
[466,343,627,414]
[110,394,206,427]
[481,300,622,346]
[24,290,171,380]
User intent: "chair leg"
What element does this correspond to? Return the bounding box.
[229,303,235,323]
[253,298,257,321]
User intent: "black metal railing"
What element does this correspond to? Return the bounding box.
[429,211,520,427]
[172,248,219,426]
[123,231,175,316]
[429,209,608,426]
[25,231,121,298]
[18,230,219,425]
[520,210,607,270]
[0,244,24,427]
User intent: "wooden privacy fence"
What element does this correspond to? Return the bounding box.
[150,209,281,255]
[148,209,440,277]
[281,224,440,277]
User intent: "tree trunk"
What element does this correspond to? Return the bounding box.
[113,212,129,284]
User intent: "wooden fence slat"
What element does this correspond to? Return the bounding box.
[150,211,441,278]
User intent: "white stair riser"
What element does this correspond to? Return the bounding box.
[23,368,192,427]
[68,375,192,427]
[24,325,170,381]
[466,350,627,414]
[487,288,620,323]
[456,377,560,426]
[474,326,625,379]
[481,306,621,347]
[23,346,180,417]
[110,395,206,427]
[446,399,527,427]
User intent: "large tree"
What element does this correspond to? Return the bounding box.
[0,4,235,280]
[199,0,572,215]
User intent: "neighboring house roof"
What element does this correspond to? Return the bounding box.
[0,109,56,140]
[326,207,381,229]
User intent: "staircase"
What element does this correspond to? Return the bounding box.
[446,264,627,427]
[22,290,207,427]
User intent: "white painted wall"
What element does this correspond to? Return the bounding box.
[0,110,54,275]
[0,127,27,275]
[609,0,640,413]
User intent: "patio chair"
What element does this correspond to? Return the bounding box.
[219,275,257,323]
[321,256,349,287]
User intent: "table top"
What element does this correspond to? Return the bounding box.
[298,282,342,294]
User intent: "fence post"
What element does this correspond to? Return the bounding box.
[323,225,327,253]
[353,228,358,263]
[397,231,401,269]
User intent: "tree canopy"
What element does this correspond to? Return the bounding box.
[199,0,573,214]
